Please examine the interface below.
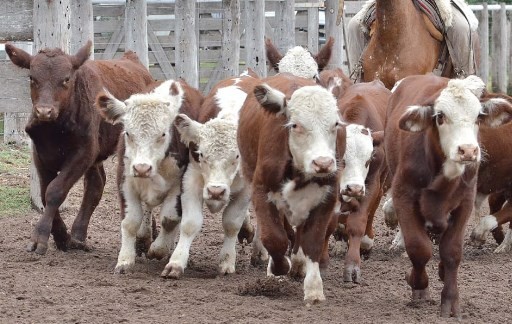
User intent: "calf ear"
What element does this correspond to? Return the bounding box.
[174,114,201,146]
[314,37,334,71]
[398,105,434,132]
[371,131,384,147]
[479,98,512,128]
[71,40,92,69]
[254,84,287,115]
[462,75,486,98]
[265,37,283,73]
[95,89,126,124]
[5,43,32,69]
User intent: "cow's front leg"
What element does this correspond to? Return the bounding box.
[135,204,153,257]
[219,186,251,274]
[250,224,269,266]
[115,186,144,274]
[147,189,181,260]
[69,162,107,250]
[438,199,472,319]
[162,169,203,279]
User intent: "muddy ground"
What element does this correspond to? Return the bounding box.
[0,158,511,324]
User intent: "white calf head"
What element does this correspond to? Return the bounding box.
[339,124,374,198]
[97,80,184,178]
[254,84,341,177]
[399,75,512,178]
[278,46,319,79]
[175,114,240,213]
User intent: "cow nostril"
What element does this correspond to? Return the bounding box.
[458,145,478,159]
[347,184,364,196]
[207,186,226,198]
[313,157,334,171]
[133,164,152,176]
[36,107,53,118]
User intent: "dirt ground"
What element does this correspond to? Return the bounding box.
[0,158,511,324]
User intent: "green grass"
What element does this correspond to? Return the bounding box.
[0,143,31,216]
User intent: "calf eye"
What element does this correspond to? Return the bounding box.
[62,77,70,87]
[435,112,445,125]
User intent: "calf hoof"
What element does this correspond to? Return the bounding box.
[135,237,152,257]
[267,257,291,277]
[68,237,91,252]
[114,263,134,275]
[441,299,460,319]
[238,224,255,244]
[411,288,431,301]
[27,241,48,255]
[219,263,235,275]
[343,264,361,284]
[250,250,269,267]
[469,230,487,246]
[146,247,168,260]
[161,264,183,279]
[304,291,326,305]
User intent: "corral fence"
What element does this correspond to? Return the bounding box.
[3,1,512,143]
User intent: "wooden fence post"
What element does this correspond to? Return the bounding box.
[175,0,198,88]
[478,3,489,87]
[31,0,71,212]
[70,0,94,57]
[324,0,343,69]
[307,0,320,54]
[275,0,295,54]
[245,0,266,78]
[125,0,149,68]
[498,3,508,93]
[220,0,241,79]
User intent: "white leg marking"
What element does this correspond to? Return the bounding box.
[383,196,398,229]
[148,188,181,260]
[303,256,325,303]
[266,256,291,277]
[360,235,374,252]
[389,227,405,251]
[494,228,512,253]
[471,215,498,243]
[290,247,307,278]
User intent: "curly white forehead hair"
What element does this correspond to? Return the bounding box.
[278,46,319,79]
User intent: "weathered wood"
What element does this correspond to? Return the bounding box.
[175,0,199,87]
[491,9,500,91]
[220,0,241,79]
[245,0,266,77]
[274,0,296,53]
[100,19,125,60]
[147,21,176,79]
[307,1,320,53]
[33,0,71,50]
[70,0,94,56]
[498,3,508,93]
[477,4,489,86]
[324,0,343,69]
[125,0,149,68]
[0,62,31,115]
[0,0,33,41]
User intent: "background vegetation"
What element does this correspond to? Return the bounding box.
[0,143,31,216]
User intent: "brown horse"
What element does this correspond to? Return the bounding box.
[362,0,454,89]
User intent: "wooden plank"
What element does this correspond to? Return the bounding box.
[307,2,320,53]
[0,62,31,114]
[245,0,267,77]
[491,9,499,91]
[498,3,508,93]
[125,0,149,67]
[324,0,343,69]
[274,0,296,53]
[175,0,199,87]
[71,0,94,56]
[220,0,241,79]
[101,20,124,60]
[33,0,71,50]
[0,0,33,42]
[478,3,489,87]
[147,21,176,79]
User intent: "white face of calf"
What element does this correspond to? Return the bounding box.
[278,46,319,79]
[339,124,374,198]
[175,115,240,213]
[254,84,341,177]
[399,75,512,179]
[97,80,184,178]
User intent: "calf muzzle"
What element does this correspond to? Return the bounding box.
[34,105,57,121]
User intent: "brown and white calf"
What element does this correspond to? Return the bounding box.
[238,73,345,303]
[6,41,154,254]
[96,79,203,273]
[265,37,334,79]
[333,80,390,283]
[161,73,261,278]
[384,74,512,318]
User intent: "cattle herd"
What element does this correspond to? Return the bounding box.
[4,37,512,319]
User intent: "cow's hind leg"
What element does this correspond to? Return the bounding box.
[237,211,255,244]
[69,163,106,250]
[219,187,251,275]
[148,190,181,260]
[250,224,269,266]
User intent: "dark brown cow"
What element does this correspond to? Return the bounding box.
[265,37,334,79]
[333,80,390,283]
[238,73,345,303]
[96,78,203,274]
[6,41,154,255]
[384,74,512,318]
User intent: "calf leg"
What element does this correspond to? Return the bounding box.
[250,223,269,266]
[162,169,203,279]
[438,199,472,319]
[147,189,181,260]
[115,186,144,274]
[69,163,106,250]
[488,192,506,244]
[238,211,255,244]
[219,187,251,274]
[494,224,512,253]
[360,185,384,256]
[471,200,512,246]
[135,205,153,257]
